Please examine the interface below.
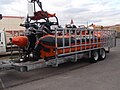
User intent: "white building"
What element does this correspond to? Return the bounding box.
[0,16,25,44]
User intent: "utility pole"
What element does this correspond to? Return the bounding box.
[86,21,88,28]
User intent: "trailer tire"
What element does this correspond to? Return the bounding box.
[15,66,27,72]
[90,50,99,63]
[99,48,106,60]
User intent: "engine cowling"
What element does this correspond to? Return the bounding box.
[11,36,28,47]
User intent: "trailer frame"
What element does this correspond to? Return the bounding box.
[0,28,117,72]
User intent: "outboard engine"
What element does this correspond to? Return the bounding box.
[11,0,59,62]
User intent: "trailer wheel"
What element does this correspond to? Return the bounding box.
[99,48,106,60]
[15,66,27,72]
[90,50,99,63]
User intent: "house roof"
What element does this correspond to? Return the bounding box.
[3,16,24,19]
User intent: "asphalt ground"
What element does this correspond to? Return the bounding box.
[0,39,120,90]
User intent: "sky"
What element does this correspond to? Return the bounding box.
[0,0,120,26]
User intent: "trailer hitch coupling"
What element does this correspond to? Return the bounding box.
[0,60,14,71]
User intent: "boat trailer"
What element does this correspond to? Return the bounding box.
[0,28,117,72]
